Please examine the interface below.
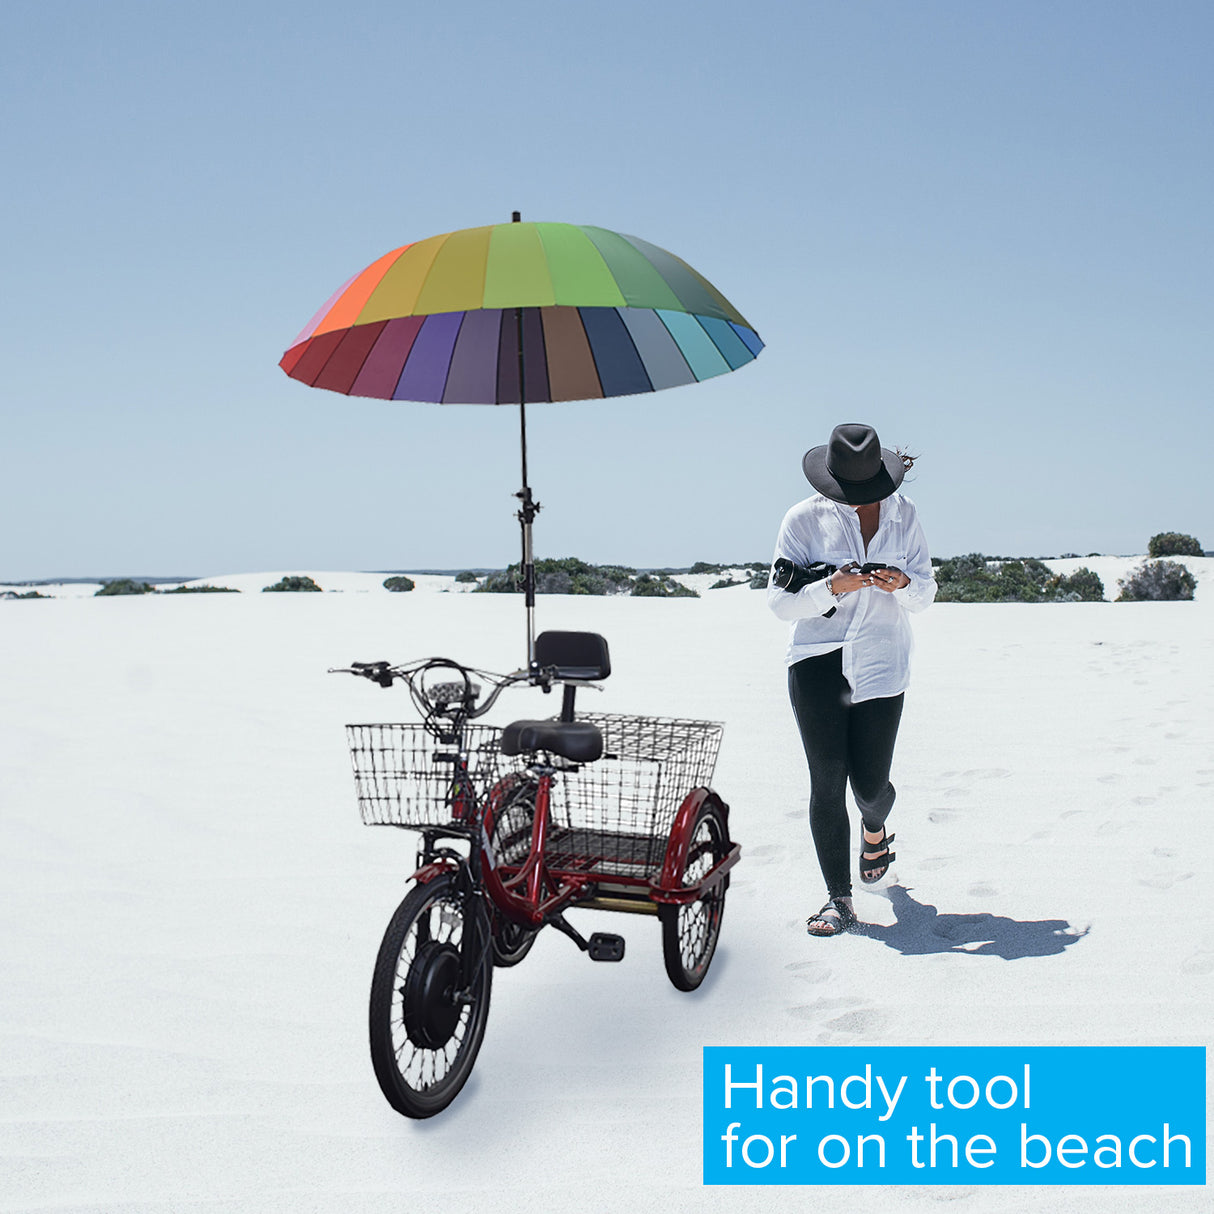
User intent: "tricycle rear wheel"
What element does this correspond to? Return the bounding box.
[485,780,540,967]
[659,798,729,990]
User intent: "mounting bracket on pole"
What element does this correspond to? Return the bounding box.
[515,480,541,673]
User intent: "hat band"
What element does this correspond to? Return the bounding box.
[828,463,885,485]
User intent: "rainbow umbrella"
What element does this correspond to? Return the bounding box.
[279,219,762,403]
[279,216,763,663]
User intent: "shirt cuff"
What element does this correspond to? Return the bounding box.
[802,575,839,616]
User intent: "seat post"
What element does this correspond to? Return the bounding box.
[560,684,577,722]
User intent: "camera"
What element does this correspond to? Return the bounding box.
[771,557,837,593]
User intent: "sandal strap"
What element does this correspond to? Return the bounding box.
[807,899,857,935]
[861,850,896,869]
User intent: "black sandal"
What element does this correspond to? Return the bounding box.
[806,897,857,937]
[859,825,896,884]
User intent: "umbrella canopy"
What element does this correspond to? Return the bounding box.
[279,221,762,404]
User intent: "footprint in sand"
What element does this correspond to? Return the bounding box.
[961,768,1011,779]
[746,844,784,864]
[966,883,998,899]
[1060,809,1089,819]
[1096,820,1129,836]
[784,960,825,971]
[1096,774,1121,784]
[1132,795,1158,806]
[928,809,959,824]
[787,996,865,1022]
[1153,847,1177,859]
[1181,951,1214,976]
[1139,871,1194,890]
[918,856,956,872]
[824,1008,889,1035]
[793,968,834,985]
[934,914,986,940]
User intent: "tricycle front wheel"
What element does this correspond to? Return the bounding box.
[659,798,729,991]
[368,872,492,1118]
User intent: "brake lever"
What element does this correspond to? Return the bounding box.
[345,660,395,688]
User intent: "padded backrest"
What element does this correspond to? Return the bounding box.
[534,630,611,680]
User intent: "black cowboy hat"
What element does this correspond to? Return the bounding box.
[802,423,905,505]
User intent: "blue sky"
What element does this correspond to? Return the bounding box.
[3,0,1211,578]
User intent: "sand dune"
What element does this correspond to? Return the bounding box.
[0,581,1209,1211]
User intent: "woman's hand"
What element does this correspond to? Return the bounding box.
[867,566,910,592]
[830,563,910,594]
[828,563,871,594]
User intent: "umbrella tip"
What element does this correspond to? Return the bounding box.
[511,210,521,223]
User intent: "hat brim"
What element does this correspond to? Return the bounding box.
[801,445,905,504]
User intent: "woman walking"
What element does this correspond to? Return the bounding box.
[768,423,936,936]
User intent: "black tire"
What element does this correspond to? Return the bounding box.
[659,798,729,991]
[486,781,540,967]
[368,872,492,1118]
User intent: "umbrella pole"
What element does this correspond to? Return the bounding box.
[513,303,539,674]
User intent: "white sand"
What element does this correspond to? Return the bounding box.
[1,578,1210,1211]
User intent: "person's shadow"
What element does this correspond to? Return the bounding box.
[860,885,1088,960]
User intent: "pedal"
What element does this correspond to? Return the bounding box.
[587,932,625,962]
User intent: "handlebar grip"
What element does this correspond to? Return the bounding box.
[347,660,395,687]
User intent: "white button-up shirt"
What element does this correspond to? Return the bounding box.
[767,492,936,701]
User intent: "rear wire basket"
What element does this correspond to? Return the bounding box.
[544,712,724,877]
[346,723,506,828]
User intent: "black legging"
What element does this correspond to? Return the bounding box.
[788,649,904,899]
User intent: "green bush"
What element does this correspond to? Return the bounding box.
[933,554,1001,603]
[262,575,322,593]
[454,570,479,584]
[1045,567,1105,602]
[934,555,1103,603]
[3,589,48,599]
[630,573,698,598]
[475,558,701,597]
[95,579,154,596]
[1116,560,1196,602]
[709,577,744,589]
[383,575,416,592]
[477,557,637,596]
[1148,532,1203,558]
[161,584,239,594]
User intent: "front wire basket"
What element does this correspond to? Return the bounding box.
[544,712,724,877]
[346,722,505,828]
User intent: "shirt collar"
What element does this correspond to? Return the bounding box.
[827,493,903,525]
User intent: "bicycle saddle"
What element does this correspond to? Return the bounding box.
[500,719,603,763]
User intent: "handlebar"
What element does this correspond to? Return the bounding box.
[328,655,596,724]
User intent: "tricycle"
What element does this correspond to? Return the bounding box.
[335,629,739,1118]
